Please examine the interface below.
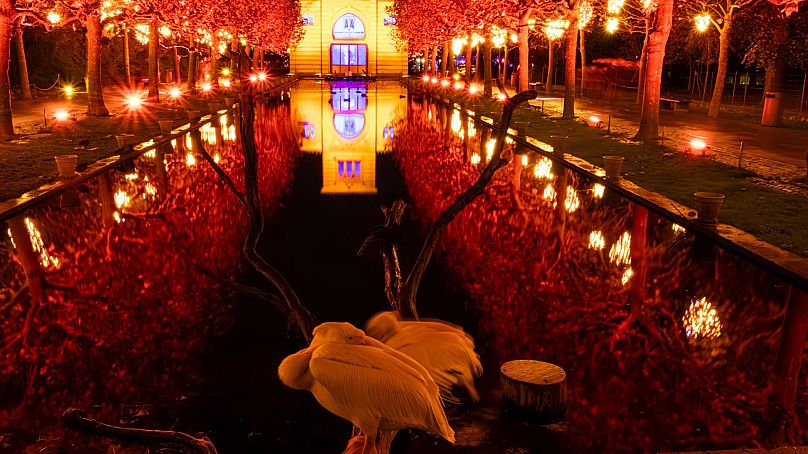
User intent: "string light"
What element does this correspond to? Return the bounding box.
[609,231,632,266]
[543,19,569,41]
[579,0,594,29]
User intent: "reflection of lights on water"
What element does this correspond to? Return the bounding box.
[213,153,221,164]
[609,231,631,266]
[451,110,462,137]
[683,297,722,339]
[143,150,156,159]
[224,125,236,142]
[467,120,476,137]
[7,217,60,269]
[114,189,131,209]
[533,157,553,180]
[542,183,555,201]
[221,79,232,88]
[143,181,156,198]
[485,139,496,161]
[497,92,507,101]
[453,81,464,90]
[521,155,528,167]
[565,186,580,212]
[621,267,633,285]
[125,172,138,180]
[588,230,605,250]
[592,183,605,198]
[186,152,197,167]
[594,169,606,177]
[113,211,122,223]
[201,123,217,145]
[470,153,481,165]
[672,223,686,233]
[185,135,194,150]
[468,85,479,95]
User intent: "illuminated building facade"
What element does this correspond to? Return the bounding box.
[290,0,408,76]
[291,81,406,194]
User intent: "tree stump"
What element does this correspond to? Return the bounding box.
[500,360,567,424]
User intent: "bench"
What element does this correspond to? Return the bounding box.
[528,97,563,113]
[660,97,689,112]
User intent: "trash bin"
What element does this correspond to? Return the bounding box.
[762,92,784,127]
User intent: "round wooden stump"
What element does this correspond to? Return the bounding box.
[500,360,567,424]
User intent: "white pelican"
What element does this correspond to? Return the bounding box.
[278,322,455,454]
[365,312,483,403]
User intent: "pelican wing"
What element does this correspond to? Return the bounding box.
[309,343,454,442]
[278,347,315,390]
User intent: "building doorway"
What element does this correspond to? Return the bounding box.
[330,44,368,75]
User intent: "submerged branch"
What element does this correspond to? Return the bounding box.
[63,408,218,454]
[397,86,538,318]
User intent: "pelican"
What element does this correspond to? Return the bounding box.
[278,322,455,454]
[365,311,483,403]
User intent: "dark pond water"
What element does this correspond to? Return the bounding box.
[0,80,805,453]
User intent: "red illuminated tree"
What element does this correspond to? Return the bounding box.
[0,0,59,138]
[633,0,673,141]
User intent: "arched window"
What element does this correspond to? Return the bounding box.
[333,13,365,39]
[333,113,365,140]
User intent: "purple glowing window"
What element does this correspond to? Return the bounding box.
[338,160,361,178]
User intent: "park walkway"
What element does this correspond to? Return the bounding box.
[496,86,808,197]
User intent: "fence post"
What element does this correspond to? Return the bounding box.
[731,71,737,105]
[800,72,806,116]
[738,141,744,168]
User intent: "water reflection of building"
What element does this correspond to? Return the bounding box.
[292,81,405,194]
[290,0,407,76]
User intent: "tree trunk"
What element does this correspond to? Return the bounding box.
[579,28,586,95]
[173,46,181,85]
[440,42,448,76]
[475,45,481,80]
[546,41,554,93]
[764,54,787,94]
[518,8,532,92]
[253,45,262,69]
[13,18,30,100]
[0,11,15,138]
[633,0,672,141]
[210,36,219,88]
[465,41,472,80]
[123,25,131,85]
[562,14,578,120]
[86,12,109,117]
[148,19,159,101]
[188,50,197,91]
[483,42,492,96]
[707,16,732,118]
[448,41,456,75]
[636,23,649,105]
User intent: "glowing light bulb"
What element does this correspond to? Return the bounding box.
[694,13,711,32]
[249,74,258,82]
[47,11,61,24]
[53,109,70,122]
[422,75,430,82]
[440,79,449,87]
[221,67,231,76]
[168,87,182,99]
[605,17,619,33]
[63,85,74,97]
[125,95,143,109]
[201,82,212,92]
[221,78,231,88]
[257,71,267,81]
